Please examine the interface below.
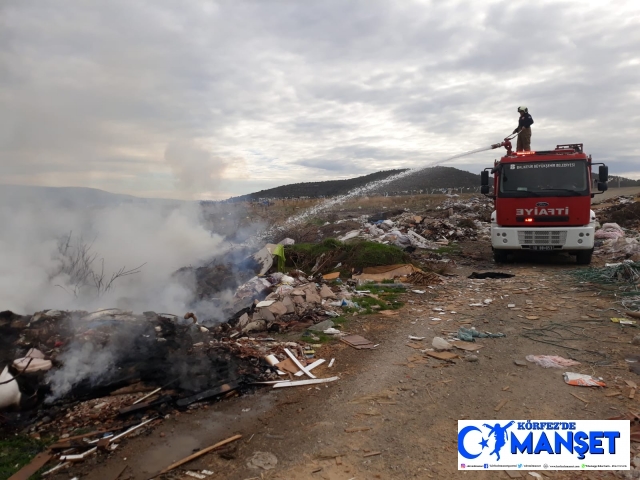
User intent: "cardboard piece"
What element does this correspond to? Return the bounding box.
[341,335,375,349]
[425,351,458,361]
[451,341,484,351]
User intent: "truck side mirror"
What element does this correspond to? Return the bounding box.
[599,165,609,183]
[597,182,608,192]
[481,171,489,186]
[481,185,490,195]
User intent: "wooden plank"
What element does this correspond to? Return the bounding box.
[295,358,326,377]
[150,434,242,478]
[570,392,589,404]
[119,395,172,415]
[132,386,162,405]
[175,383,238,407]
[363,451,381,457]
[273,377,339,388]
[8,451,52,480]
[494,399,509,412]
[284,348,315,379]
[345,426,371,433]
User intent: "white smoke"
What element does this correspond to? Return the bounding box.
[0,200,227,316]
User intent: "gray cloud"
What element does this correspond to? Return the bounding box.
[1,0,639,200]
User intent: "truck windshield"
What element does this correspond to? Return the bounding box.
[499,160,588,197]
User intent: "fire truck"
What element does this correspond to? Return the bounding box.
[480,139,608,265]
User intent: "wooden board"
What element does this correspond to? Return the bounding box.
[8,452,52,480]
[340,335,375,349]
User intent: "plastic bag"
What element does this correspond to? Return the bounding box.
[526,355,580,369]
[563,372,606,387]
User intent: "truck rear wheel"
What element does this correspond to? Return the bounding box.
[493,249,508,264]
[575,250,593,265]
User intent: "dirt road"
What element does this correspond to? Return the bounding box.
[66,243,638,480]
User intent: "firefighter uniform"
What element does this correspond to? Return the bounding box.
[514,108,534,151]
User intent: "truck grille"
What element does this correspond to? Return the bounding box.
[517,230,567,246]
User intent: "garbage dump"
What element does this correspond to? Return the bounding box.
[594,196,640,261]
[312,196,493,250]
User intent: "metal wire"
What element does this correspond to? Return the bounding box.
[519,321,614,366]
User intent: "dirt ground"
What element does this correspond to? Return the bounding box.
[52,239,640,480]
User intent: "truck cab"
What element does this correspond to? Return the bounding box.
[480,144,608,265]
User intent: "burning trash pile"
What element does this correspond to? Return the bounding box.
[0,238,440,427]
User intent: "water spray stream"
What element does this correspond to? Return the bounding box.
[261,137,510,239]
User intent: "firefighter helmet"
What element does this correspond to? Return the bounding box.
[517,106,528,113]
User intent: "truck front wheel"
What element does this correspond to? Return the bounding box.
[575,249,593,265]
[493,249,509,264]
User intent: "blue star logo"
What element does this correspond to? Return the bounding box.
[479,437,489,449]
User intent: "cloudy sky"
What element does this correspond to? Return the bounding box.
[1,0,639,200]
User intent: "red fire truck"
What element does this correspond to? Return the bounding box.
[480,140,609,265]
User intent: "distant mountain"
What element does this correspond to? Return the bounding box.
[226,169,407,201]
[0,185,185,209]
[224,166,484,201]
[607,176,640,187]
[370,166,483,194]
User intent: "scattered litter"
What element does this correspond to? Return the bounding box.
[323,327,341,335]
[380,310,400,317]
[563,372,606,387]
[152,435,242,478]
[363,451,381,457]
[494,399,509,412]
[247,451,278,471]
[525,355,581,369]
[514,360,527,367]
[595,222,625,240]
[328,358,335,368]
[408,336,425,341]
[323,272,340,280]
[411,290,426,294]
[611,317,636,325]
[432,337,452,350]
[457,327,505,342]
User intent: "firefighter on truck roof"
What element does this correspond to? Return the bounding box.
[513,106,534,152]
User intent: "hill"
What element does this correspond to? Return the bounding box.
[227,169,407,201]
[225,166,484,201]
[370,166,483,194]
